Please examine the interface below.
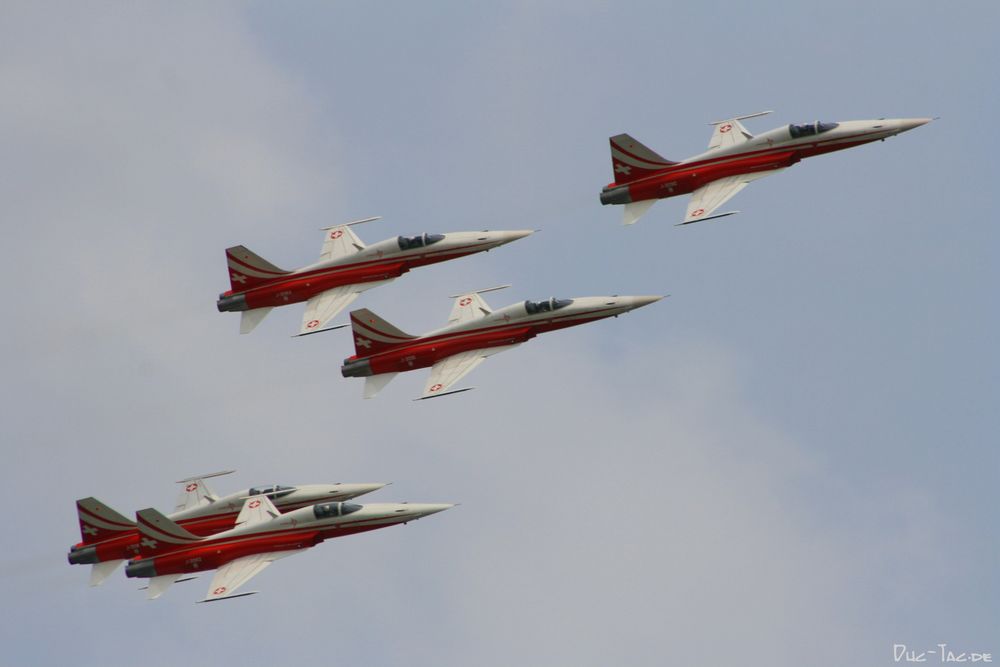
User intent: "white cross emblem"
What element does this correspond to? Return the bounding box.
[140,538,158,550]
[355,336,372,349]
[82,525,98,536]
[614,163,632,175]
[231,272,247,284]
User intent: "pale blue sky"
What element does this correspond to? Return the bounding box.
[1,2,997,665]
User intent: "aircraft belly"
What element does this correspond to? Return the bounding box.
[148,533,319,576]
[242,262,408,308]
[366,327,535,375]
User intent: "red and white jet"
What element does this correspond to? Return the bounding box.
[341,286,663,399]
[67,470,387,587]
[600,112,933,225]
[125,494,453,601]
[217,217,534,335]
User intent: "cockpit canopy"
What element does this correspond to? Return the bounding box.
[788,121,839,139]
[247,485,296,499]
[397,233,445,251]
[313,502,363,519]
[524,298,573,315]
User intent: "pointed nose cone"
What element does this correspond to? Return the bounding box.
[898,117,934,132]
[329,483,389,499]
[495,229,535,245]
[626,295,665,310]
[409,503,456,518]
[353,483,391,496]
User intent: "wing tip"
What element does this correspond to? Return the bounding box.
[414,387,476,401]
[197,591,260,604]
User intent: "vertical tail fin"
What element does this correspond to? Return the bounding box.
[225,245,290,291]
[136,508,203,558]
[609,133,677,185]
[349,308,416,357]
[76,497,135,546]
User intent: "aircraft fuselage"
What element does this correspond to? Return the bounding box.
[218,232,525,312]
[342,296,661,378]
[67,484,381,566]
[124,503,450,579]
[600,118,930,206]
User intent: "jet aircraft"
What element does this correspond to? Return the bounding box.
[341,286,663,399]
[125,494,453,601]
[599,112,933,225]
[217,217,534,335]
[67,470,386,586]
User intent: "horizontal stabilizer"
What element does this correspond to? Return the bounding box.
[622,200,656,226]
[146,574,183,600]
[240,308,272,335]
[364,373,398,399]
[89,560,124,587]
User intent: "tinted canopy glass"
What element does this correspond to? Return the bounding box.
[397,233,445,251]
[313,502,363,519]
[789,121,839,138]
[247,484,296,498]
[524,298,573,315]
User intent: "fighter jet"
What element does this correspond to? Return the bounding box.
[341,286,663,399]
[599,112,934,225]
[125,494,453,601]
[67,470,387,587]
[217,217,534,335]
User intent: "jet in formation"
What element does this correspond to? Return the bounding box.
[341,286,663,399]
[125,493,453,601]
[67,470,386,586]
[600,112,934,225]
[217,217,533,335]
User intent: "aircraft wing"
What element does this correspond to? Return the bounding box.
[174,470,235,512]
[319,225,366,261]
[681,169,785,225]
[707,119,753,151]
[448,292,493,325]
[707,111,771,151]
[419,344,520,399]
[200,549,307,602]
[234,494,280,527]
[298,280,394,336]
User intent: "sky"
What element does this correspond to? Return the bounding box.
[1,1,997,665]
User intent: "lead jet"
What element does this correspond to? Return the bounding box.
[599,112,933,226]
[125,494,453,601]
[67,470,386,587]
[217,217,534,335]
[341,286,663,399]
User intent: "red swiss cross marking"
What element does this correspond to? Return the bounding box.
[213,586,227,595]
[459,297,472,306]
[429,383,443,392]
[248,499,261,509]
[719,123,732,133]
[185,483,198,492]
[692,208,705,217]
[307,319,320,329]
[329,229,343,239]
